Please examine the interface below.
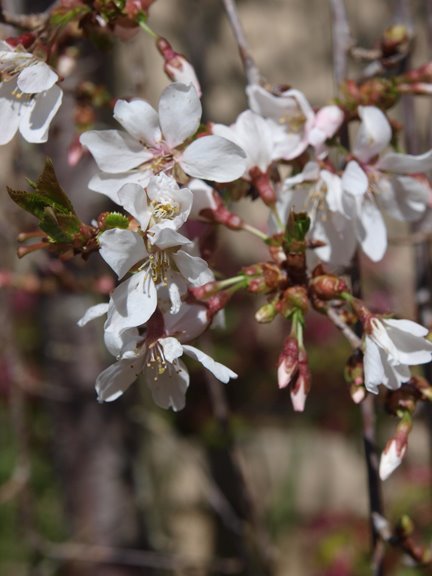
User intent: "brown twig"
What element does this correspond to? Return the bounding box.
[0,0,61,31]
[220,0,261,86]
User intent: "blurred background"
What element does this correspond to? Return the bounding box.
[1,1,432,575]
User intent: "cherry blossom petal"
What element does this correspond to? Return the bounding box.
[376,175,429,221]
[379,440,406,481]
[77,302,109,327]
[99,229,146,279]
[0,90,20,144]
[180,135,246,182]
[113,99,162,146]
[313,214,356,266]
[342,161,368,197]
[188,179,217,219]
[107,270,157,331]
[172,250,213,286]
[146,359,189,411]
[356,200,387,261]
[80,130,153,173]
[158,82,201,148]
[377,150,432,175]
[104,326,141,359]
[364,337,386,394]
[159,337,183,363]
[353,106,392,163]
[182,344,238,382]
[149,227,191,249]
[117,183,151,229]
[88,171,152,203]
[96,359,141,402]
[19,85,63,143]
[17,61,58,93]
[382,320,432,364]
[383,318,429,337]
[164,301,209,341]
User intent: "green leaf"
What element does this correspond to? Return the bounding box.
[50,5,91,27]
[7,158,82,244]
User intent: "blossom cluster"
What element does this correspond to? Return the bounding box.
[3,9,432,481]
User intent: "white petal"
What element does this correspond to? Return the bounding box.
[163,300,209,341]
[117,183,151,229]
[80,130,153,173]
[88,171,151,203]
[113,99,161,146]
[188,179,217,219]
[376,174,429,221]
[172,250,213,286]
[17,61,58,93]
[182,344,237,383]
[356,200,387,262]
[107,270,157,331]
[0,88,20,144]
[146,359,189,411]
[77,302,109,327]
[382,319,432,364]
[19,85,63,143]
[158,82,201,148]
[383,318,429,337]
[342,161,368,197]
[104,326,141,358]
[180,135,246,182]
[379,440,406,481]
[377,150,432,175]
[99,229,146,279]
[159,336,184,363]
[353,106,392,163]
[149,227,191,249]
[363,337,385,394]
[96,359,141,402]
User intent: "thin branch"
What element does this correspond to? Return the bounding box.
[220,0,261,86]
[329,0,352,92]
[0,0,61,31]
[326,305,361,349]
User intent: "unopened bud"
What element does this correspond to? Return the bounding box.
[255,302,277,323]
[200,193,243,230]
[157,37,201,97]
[379,438,406,481]
[277,336,299,388]
[344,350,365,403]
[310,274,348,300]
[276,286,308,317]
[206,291,232,321]
[243,262,286,294]
[249,167,276,206]
[290,348,310,412]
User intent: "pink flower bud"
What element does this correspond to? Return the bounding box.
[310,274,348,300]
[277,336,299,388]
[379,439,406,481]
[156,37,201,97]
[290,348,311,411]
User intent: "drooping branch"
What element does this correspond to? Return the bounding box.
[220,0,261,86]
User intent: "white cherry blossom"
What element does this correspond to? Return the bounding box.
[94,304,237,410]
[363,317,432,394]
[274,162,356,265]
[80,82,247,199]
[0,41,62,144]
[247,84,343,159]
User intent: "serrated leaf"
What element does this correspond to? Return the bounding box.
[102,212,130,230]
[35,158,76,214]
